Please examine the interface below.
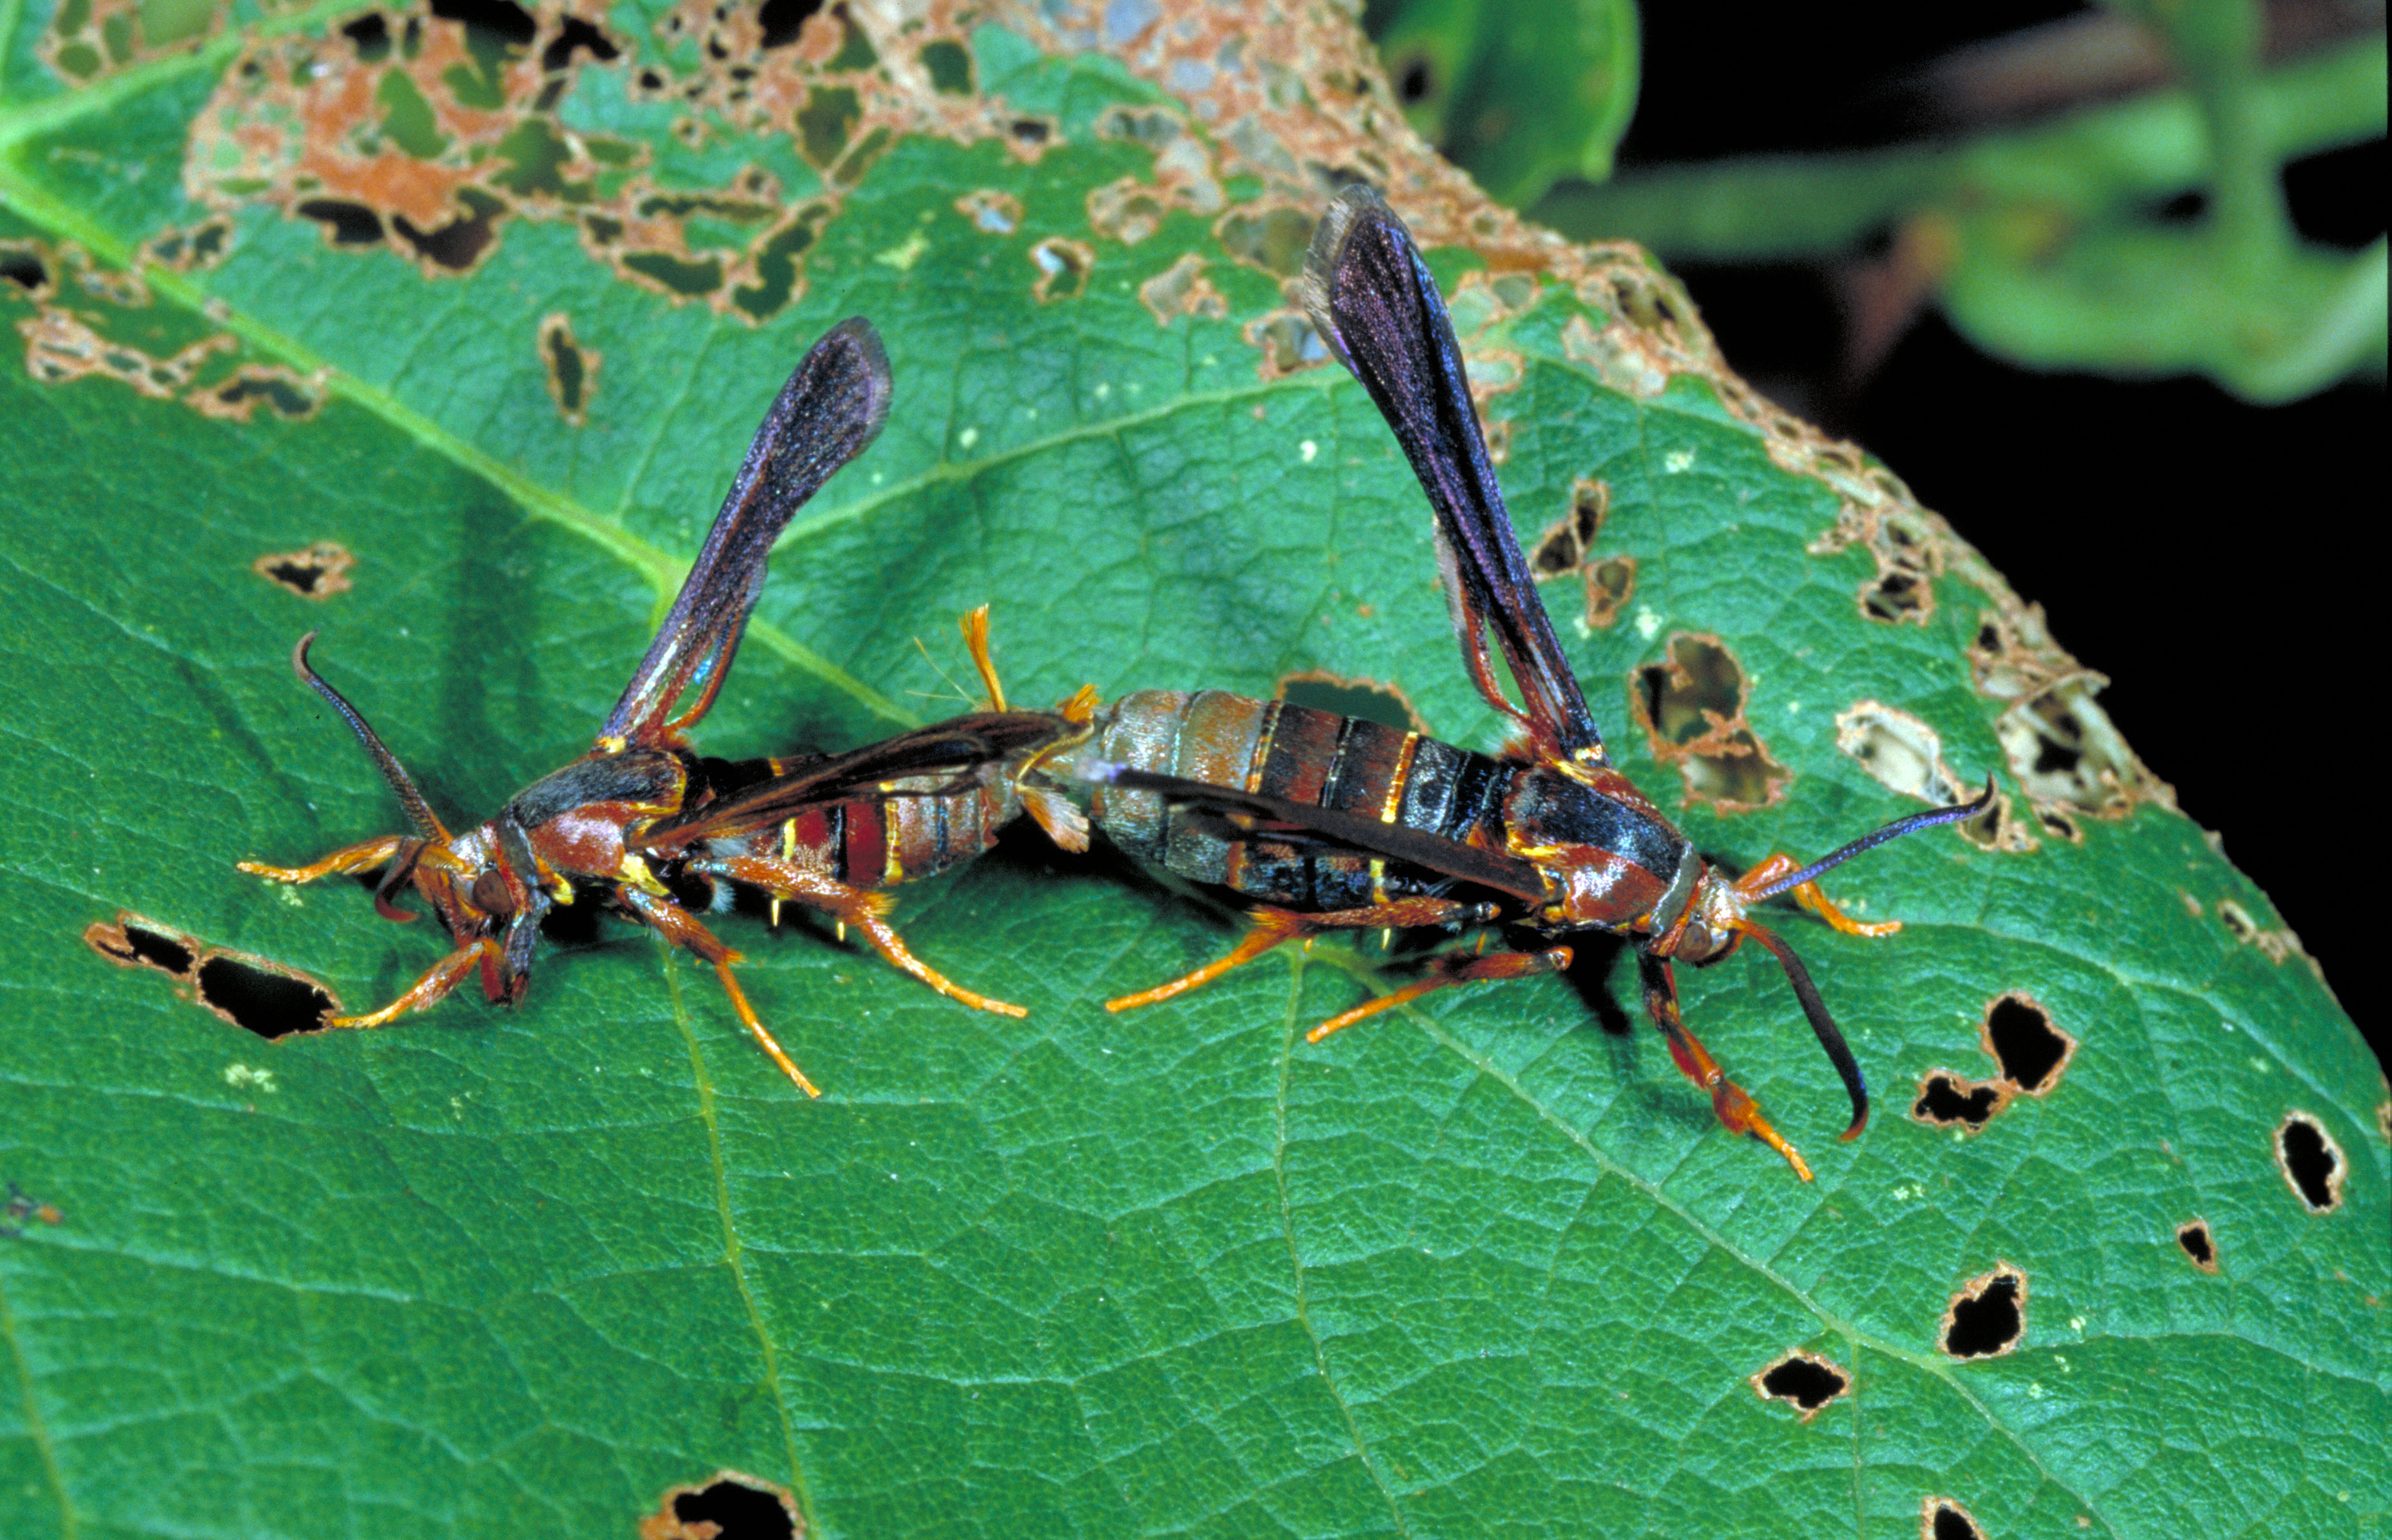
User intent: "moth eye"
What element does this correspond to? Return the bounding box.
[471,871,513,915]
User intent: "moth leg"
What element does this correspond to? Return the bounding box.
[1106,907,1316,1012]
[620,886,821,1097]
[332,941,487,1029]
[1734,853,1900,939]
[1107,896,1494,1015]
[1637,951,1812,1181]
[693,855,1027,1019]
[1306,941,1569,1043]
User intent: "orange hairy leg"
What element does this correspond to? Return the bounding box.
[1105,897,1493,1014]
[1305,941,1571,1042]
[618,886,821,1097]
[693,854,1027,1018]
[1639,952,1813,1181]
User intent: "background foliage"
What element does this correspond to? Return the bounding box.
[1,2,2383,1536]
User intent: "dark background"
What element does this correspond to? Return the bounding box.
[1619,3,2385,1070]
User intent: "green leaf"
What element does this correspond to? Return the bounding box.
[1369,0,1638,203]
[1,3,2382,1538]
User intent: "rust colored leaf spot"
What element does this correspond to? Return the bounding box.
[1029,236,1095,303]
[538,313,599,426]
[1750,1351,1850,1422]
[1912,1072,2003,1132]
[1138,253,1227,328]
[640,1471,801,1540]
[1277,671,1429,735]
[2176,1220,2219,1272]
[2,1183,65,1239]
[85,911,340,1038]
[955,189,1020,235]
[252,542,355,600]
[1940,1264,2026,1359]
[1631,633,1789,811]
[1981,991,2072,1094]
[2275,1112,2345,1213]
[1921,1498,1987,1540]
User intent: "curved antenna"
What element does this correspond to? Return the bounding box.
[290,631,450,842]
[1737,919,1869,1140]
[1746,779,1996,903]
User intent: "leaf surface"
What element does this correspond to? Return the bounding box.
[0,4,2382,1538]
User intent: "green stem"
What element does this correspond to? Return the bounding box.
[1534,34,2384,260]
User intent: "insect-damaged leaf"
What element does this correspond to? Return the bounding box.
[0,2,2382,1538]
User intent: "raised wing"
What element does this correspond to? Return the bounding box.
[601,317,893,748]
[1298,186,1604,767]
[638,711,1073,854]
[1079,761,1550,907]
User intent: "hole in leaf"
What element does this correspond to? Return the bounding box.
[1218,205,1317,277]
[1008,116,1054,147]
[1983,991,2071,1093]
[85,912,340,1036]
[426,0,534,50]
[2275,1113,2344,1213]
[340,12,390,61]
[252,542,355,600]
[1940,1264,2025,1359]
[1029,237,1094,303]
[1583,556,1635,629]
[296,198,385,248]
[756,0,821,49]
[208,370,319,421]
[538,14,614,71]
[1393,52,1433,105]
[1752,1351,1849,1421]
[1276,672,1427,735]
[643,1471,800,1540]
[194,955,338,1039]
[538,315,598,424]
[1245,310,1327,373]
[1631,633,1789,810]
[2175,1220,2218,1272]
[956,189,1019,235]
[1531,478,1607,576]
[1912,1072,2001,1131]
[392,189,504,272]
[1921,1498,1985,1540]
[85,913,198,976]
[1,246,51,294]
